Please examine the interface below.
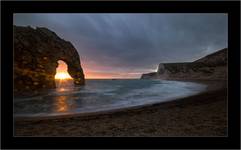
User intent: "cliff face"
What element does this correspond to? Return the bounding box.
[141,48,227,80]
[14,26,85,95]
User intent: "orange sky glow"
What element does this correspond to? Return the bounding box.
[55,60,72,80]
[55,60,144,79]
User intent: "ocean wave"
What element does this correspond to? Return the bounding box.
[14,80,207,117]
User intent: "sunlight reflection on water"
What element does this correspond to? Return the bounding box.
[14,79,207,117]
[55,96,69,112]
[54,79,76,113]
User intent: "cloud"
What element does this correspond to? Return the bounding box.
[14,13,228,77]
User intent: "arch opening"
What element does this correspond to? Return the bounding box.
[55,60,74,89]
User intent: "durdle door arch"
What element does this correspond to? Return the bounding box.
[14,26,85,96]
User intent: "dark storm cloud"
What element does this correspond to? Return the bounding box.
[14,13,227,74]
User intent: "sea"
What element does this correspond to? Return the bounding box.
[14,79,207,118]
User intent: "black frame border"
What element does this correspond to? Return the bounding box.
[1,1,240,149]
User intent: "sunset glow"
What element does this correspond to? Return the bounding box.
[84,71,140,79]
[81,61,143,79]
[55,72,72,80]
[55,60,72,80]
[55,60,151,79]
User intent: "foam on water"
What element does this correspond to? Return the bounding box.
[14,79,207,117]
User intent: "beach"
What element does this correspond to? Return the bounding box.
[14,80,227,137]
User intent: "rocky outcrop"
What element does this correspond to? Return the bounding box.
[141,48,227,80]
[14,26,85,95]
[141,72,158,79]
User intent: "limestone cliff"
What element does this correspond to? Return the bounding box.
[141,48,227,80]
[14,26,85,95]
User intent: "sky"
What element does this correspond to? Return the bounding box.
[14,13,228,79]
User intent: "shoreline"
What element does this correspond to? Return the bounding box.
[14,79,227,136]
[14,79,225,121]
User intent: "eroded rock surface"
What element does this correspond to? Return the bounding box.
[14,26,85,95]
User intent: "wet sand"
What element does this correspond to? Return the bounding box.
[14,80,227,136]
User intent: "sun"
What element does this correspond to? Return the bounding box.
[55,72,72,80]
[55,60,72,80]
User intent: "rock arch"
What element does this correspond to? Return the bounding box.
[14,26,85,95]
